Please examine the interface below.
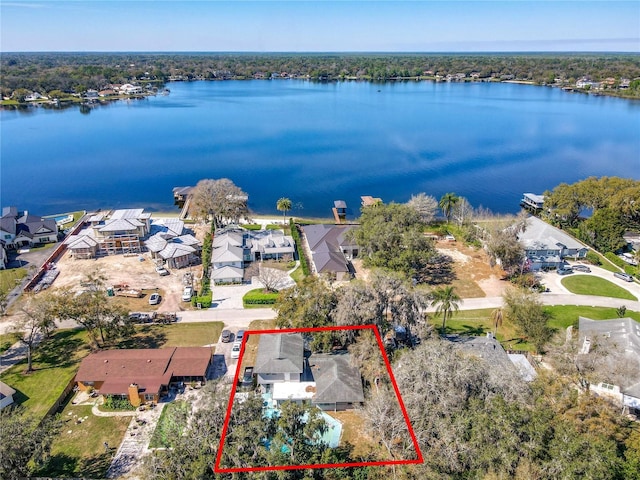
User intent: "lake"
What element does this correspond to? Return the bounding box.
[1,80,639,218]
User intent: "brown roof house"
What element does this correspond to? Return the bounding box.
[75,347,211,406]
[255,333,364,411]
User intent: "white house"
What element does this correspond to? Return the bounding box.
[1,206,58,248]
[517,215,589,270]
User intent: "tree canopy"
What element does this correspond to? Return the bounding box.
[189,178,249,227]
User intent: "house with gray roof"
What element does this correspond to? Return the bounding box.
[1,207,58,249]
[444,333,537,383]
[255,333,305,385]
[254,333,364,411]
[302,224,358,280]
[0,381,16,410]
[518,215,588,270]
[144,219,201,269]
[210,227,295,285]
[578,316,640,414]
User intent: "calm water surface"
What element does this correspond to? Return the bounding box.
[2,80,639,217]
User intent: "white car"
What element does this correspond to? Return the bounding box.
[182,286,193,302]
[148,293,161,305]
[230,342,242,359]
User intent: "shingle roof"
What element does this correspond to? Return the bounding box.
[210,266,244,280]
[310,353,364,404]
[578,317,640,397]
[254,333,304,374]
[518,216,587,252]
[302,224,356,274]
[444,335,515,373]
[212,244,245,263]
[76,347,211,395]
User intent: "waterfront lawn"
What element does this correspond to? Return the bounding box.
[36,404,130,479]
[0,328,90,419]
[561,276,637,301]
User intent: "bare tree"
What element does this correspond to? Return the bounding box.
[452,196,474,226]
[407,192,438,224]
[189,178,249,228]
[13,294,56,372]
[254,261,290,292]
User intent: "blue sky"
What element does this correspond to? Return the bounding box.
[1,1,638,52]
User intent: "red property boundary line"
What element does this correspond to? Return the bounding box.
[214,324,424,473]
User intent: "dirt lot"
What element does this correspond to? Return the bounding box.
[436,239,507,298]
[51,251,202,312]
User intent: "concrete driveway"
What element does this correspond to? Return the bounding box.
[209,278,264,309]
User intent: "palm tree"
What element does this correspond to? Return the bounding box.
[439,192,459,223]
[276,197,292,224]
[431,286,461,333]
[491,307,503,337]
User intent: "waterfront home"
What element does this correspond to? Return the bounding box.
[210,227,295,285]
[302,224,358,280]
[517,215,588,271]
[75,347,212,407]
[255,333,364,411]
[144,218,201,269]
[578,317,640,415]
[65,208,151,258]
[0,206,58,249]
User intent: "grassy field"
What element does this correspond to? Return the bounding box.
[0,329,91,419]
[428,305,640,352]
[35,404,131,479]
[0,332,20,354]
[120,321,224,349]
[0,267,27,292]
[561,276,637,301]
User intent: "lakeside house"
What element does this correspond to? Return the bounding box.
[255,333,364,411]
[302,224,358,280]
[520,193,545,212]
[0,206,58,249]
[64,209,201,267]
[210,226,295,285]
[578,317,640,415]
[517,215,589,271]
[75,347,212,406]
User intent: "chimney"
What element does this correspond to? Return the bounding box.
[128,383,141,407]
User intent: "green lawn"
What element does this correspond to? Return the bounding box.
[561,275,637,301]
[121,321,224,349]
[290,264,305,283]
[149,400,190,448]
[35,404,131,479]
[0,332,20,354]
[0,329,91,419]
[428,305,640,352]
[0,267,27,292]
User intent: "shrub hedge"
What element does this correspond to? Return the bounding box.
[192,292,213,309]
[290,218,310,276]
[243,289,278,305]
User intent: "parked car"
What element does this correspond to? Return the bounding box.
[182,286,193,302]
[148,293,161,305]
[236,330,245,343]
[572,265,591,273]
[556,267,573,275]
[241,366,255,389]
[155,265,169,276]
[614,272,633,282]
[231,342,242,359]
[221,329,232,343]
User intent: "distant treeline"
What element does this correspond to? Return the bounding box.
[2,52,640,98]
